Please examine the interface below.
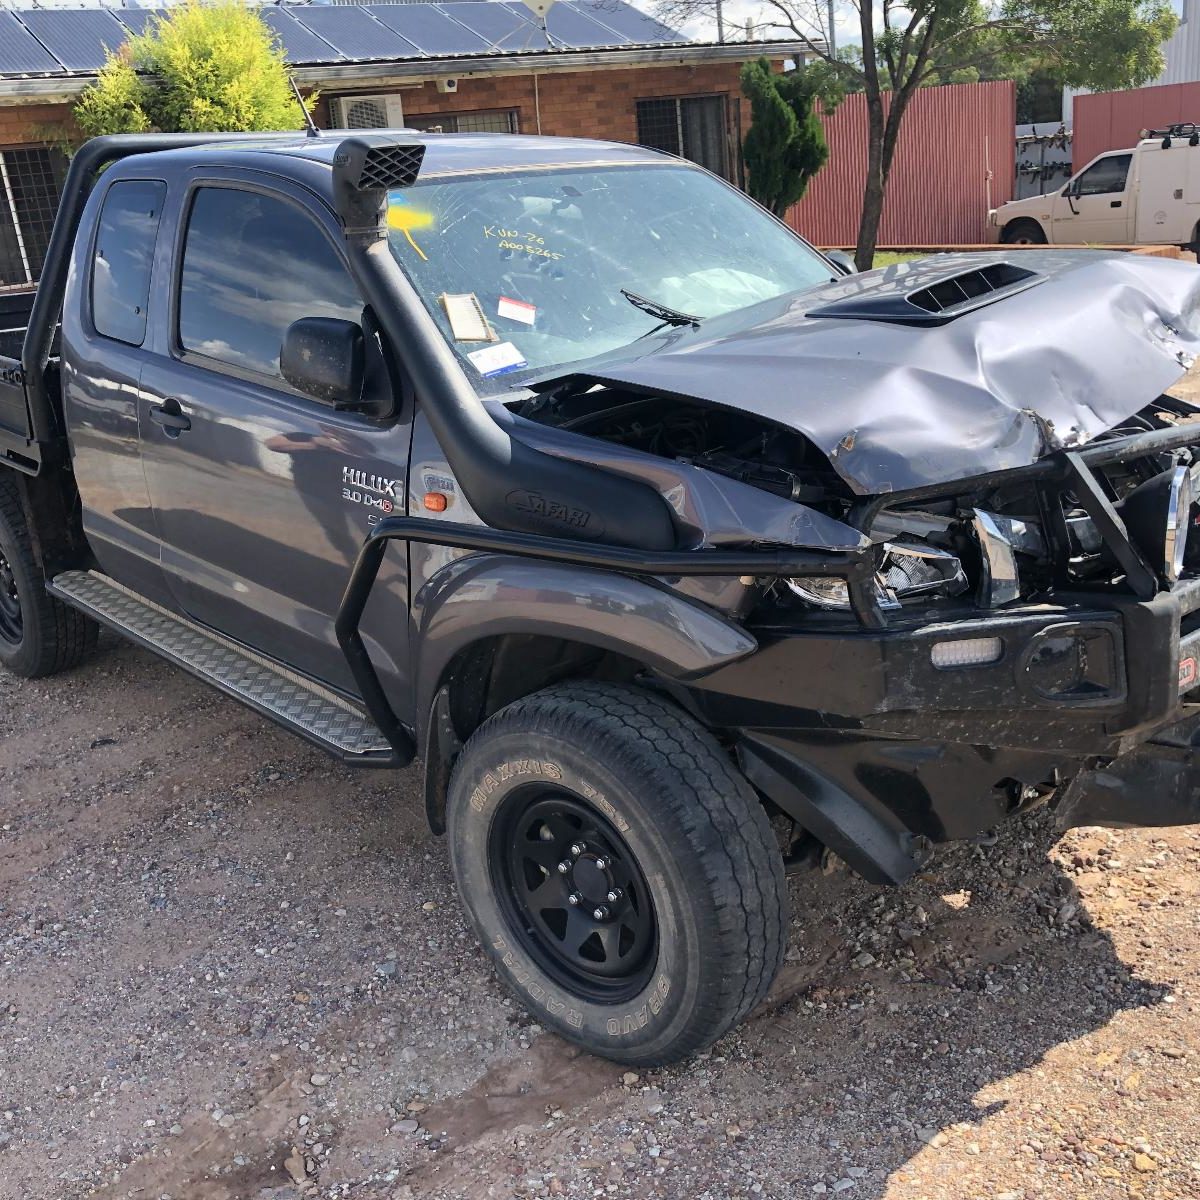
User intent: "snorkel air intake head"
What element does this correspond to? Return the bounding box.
[332,135,425,236]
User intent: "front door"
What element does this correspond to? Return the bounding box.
[1052,153,1133,244]
[138,178,412,695]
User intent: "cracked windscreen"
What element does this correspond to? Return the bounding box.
[386,162,835,394]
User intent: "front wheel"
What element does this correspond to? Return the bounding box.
[1000,218,1047,245]
[446,682,788,1065]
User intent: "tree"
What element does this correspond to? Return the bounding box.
[75,0,307,137]
[741,59,832,215]
[658,0,1178,269]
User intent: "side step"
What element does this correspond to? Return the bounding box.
[48,570,404,766]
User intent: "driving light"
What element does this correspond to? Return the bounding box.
[931,637,1003,668]
[1117,464,1192,583]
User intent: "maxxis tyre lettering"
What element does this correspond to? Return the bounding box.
[0,477,98,678]
[445,681,788,1065]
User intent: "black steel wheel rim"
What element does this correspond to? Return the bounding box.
[0,548,20,645]
[489,786,658,1004]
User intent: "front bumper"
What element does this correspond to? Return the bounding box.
[689,576,1200,757]
[680,577,1200,885]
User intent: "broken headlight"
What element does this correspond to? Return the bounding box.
[788,542,968,611]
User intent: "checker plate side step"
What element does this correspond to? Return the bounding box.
[49,570,406,766]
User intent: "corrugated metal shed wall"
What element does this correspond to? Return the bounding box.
[1157,0,1200,86]
[784,80,1015,246]
[1073,82,1200,170]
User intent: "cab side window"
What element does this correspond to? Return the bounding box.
[1075,154,1132,197]
[92,180,167,347]
[177,187,363,383]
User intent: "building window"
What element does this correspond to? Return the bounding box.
[636,96,729,179]
[0,146,68,290]
[405,109,519,134]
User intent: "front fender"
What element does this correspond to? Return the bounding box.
[411,551,758,741]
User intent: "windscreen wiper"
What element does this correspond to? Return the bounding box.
[620,288,702,330]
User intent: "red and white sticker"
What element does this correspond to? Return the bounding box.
[1180,655,1197,691]
[498,296,537,325]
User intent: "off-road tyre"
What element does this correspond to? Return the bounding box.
[1000,218,1047,245]
[446,681,788,1065]
[0,478,97,678]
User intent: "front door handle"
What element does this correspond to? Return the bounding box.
[149,399,191,437]
[1110,199,1123,208]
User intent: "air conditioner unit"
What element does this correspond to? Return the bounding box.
[330,94,405,130]
[436,78,458,94]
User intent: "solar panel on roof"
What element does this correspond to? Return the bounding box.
[575,0,686,44]
[500,3,630,48]
[110,9,165,40]
[0,10,64,75]
[261,9,344,64]
[15,8,129,72]
[289,6,421,61]
[365,5,490,56]
[439,2,549,51]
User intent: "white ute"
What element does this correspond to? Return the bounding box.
[989,122,1200,254]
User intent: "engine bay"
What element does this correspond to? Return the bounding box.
[521,384,1200,616]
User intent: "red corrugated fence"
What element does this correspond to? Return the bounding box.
[784,80,1016,246]
[1073,82,1200,170]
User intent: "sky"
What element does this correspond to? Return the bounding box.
[643,0,860,50]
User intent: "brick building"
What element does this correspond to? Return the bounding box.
[0,2,803,289]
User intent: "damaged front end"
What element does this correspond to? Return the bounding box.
[505,251,1200,879]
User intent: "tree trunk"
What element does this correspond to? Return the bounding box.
[854,93,886,272]
[855,87,917,272]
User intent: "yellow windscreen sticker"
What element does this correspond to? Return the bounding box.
[388,202,434,261]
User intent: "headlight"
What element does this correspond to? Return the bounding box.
[1117,464,1193,583]
[788,542,967,610]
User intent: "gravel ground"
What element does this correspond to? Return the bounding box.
[3,640,1200,1200]
[4,371,1200,1200]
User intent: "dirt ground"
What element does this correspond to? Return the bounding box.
[2,642,1199,1200]
[4,374,1200,1200]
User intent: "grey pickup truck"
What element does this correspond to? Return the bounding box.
[3,131,1200,1065]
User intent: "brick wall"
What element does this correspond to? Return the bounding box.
[0,62,749,155]
[315,61,747,144]
[0,102,77,150]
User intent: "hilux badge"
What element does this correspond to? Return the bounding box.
[342,465,400,499]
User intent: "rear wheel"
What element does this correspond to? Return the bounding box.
[1000,218,1047,245]
[0,479,97,678]
[446,681,788,1065]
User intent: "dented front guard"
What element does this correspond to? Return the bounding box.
[1056,711,1200,830]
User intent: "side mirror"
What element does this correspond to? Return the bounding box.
[280,317,365,409]
[824,248,858,275]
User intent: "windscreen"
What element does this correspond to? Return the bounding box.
[386,162,835,393]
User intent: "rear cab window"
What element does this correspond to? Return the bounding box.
[91,180,167,347]
[177,186,363,384]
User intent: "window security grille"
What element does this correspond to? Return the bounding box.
[405,109,519,134]
[0,146,67,290]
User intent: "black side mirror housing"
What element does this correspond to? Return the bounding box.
[824,248,858,275]
[280,317,365,409]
